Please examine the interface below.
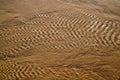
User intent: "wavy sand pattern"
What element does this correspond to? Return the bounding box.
[0,0,120,80]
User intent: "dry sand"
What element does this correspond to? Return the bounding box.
[0,0,120,80]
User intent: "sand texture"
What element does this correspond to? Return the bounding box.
[0,0,120,80]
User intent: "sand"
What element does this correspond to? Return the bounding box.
[0,0,120,80]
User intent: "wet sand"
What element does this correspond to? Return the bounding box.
[0,0,120,80]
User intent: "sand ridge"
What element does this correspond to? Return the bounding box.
[0,0,120,80]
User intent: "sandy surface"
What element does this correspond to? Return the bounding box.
[0,0,120,80]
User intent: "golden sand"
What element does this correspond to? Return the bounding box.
[0,0,120,80]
